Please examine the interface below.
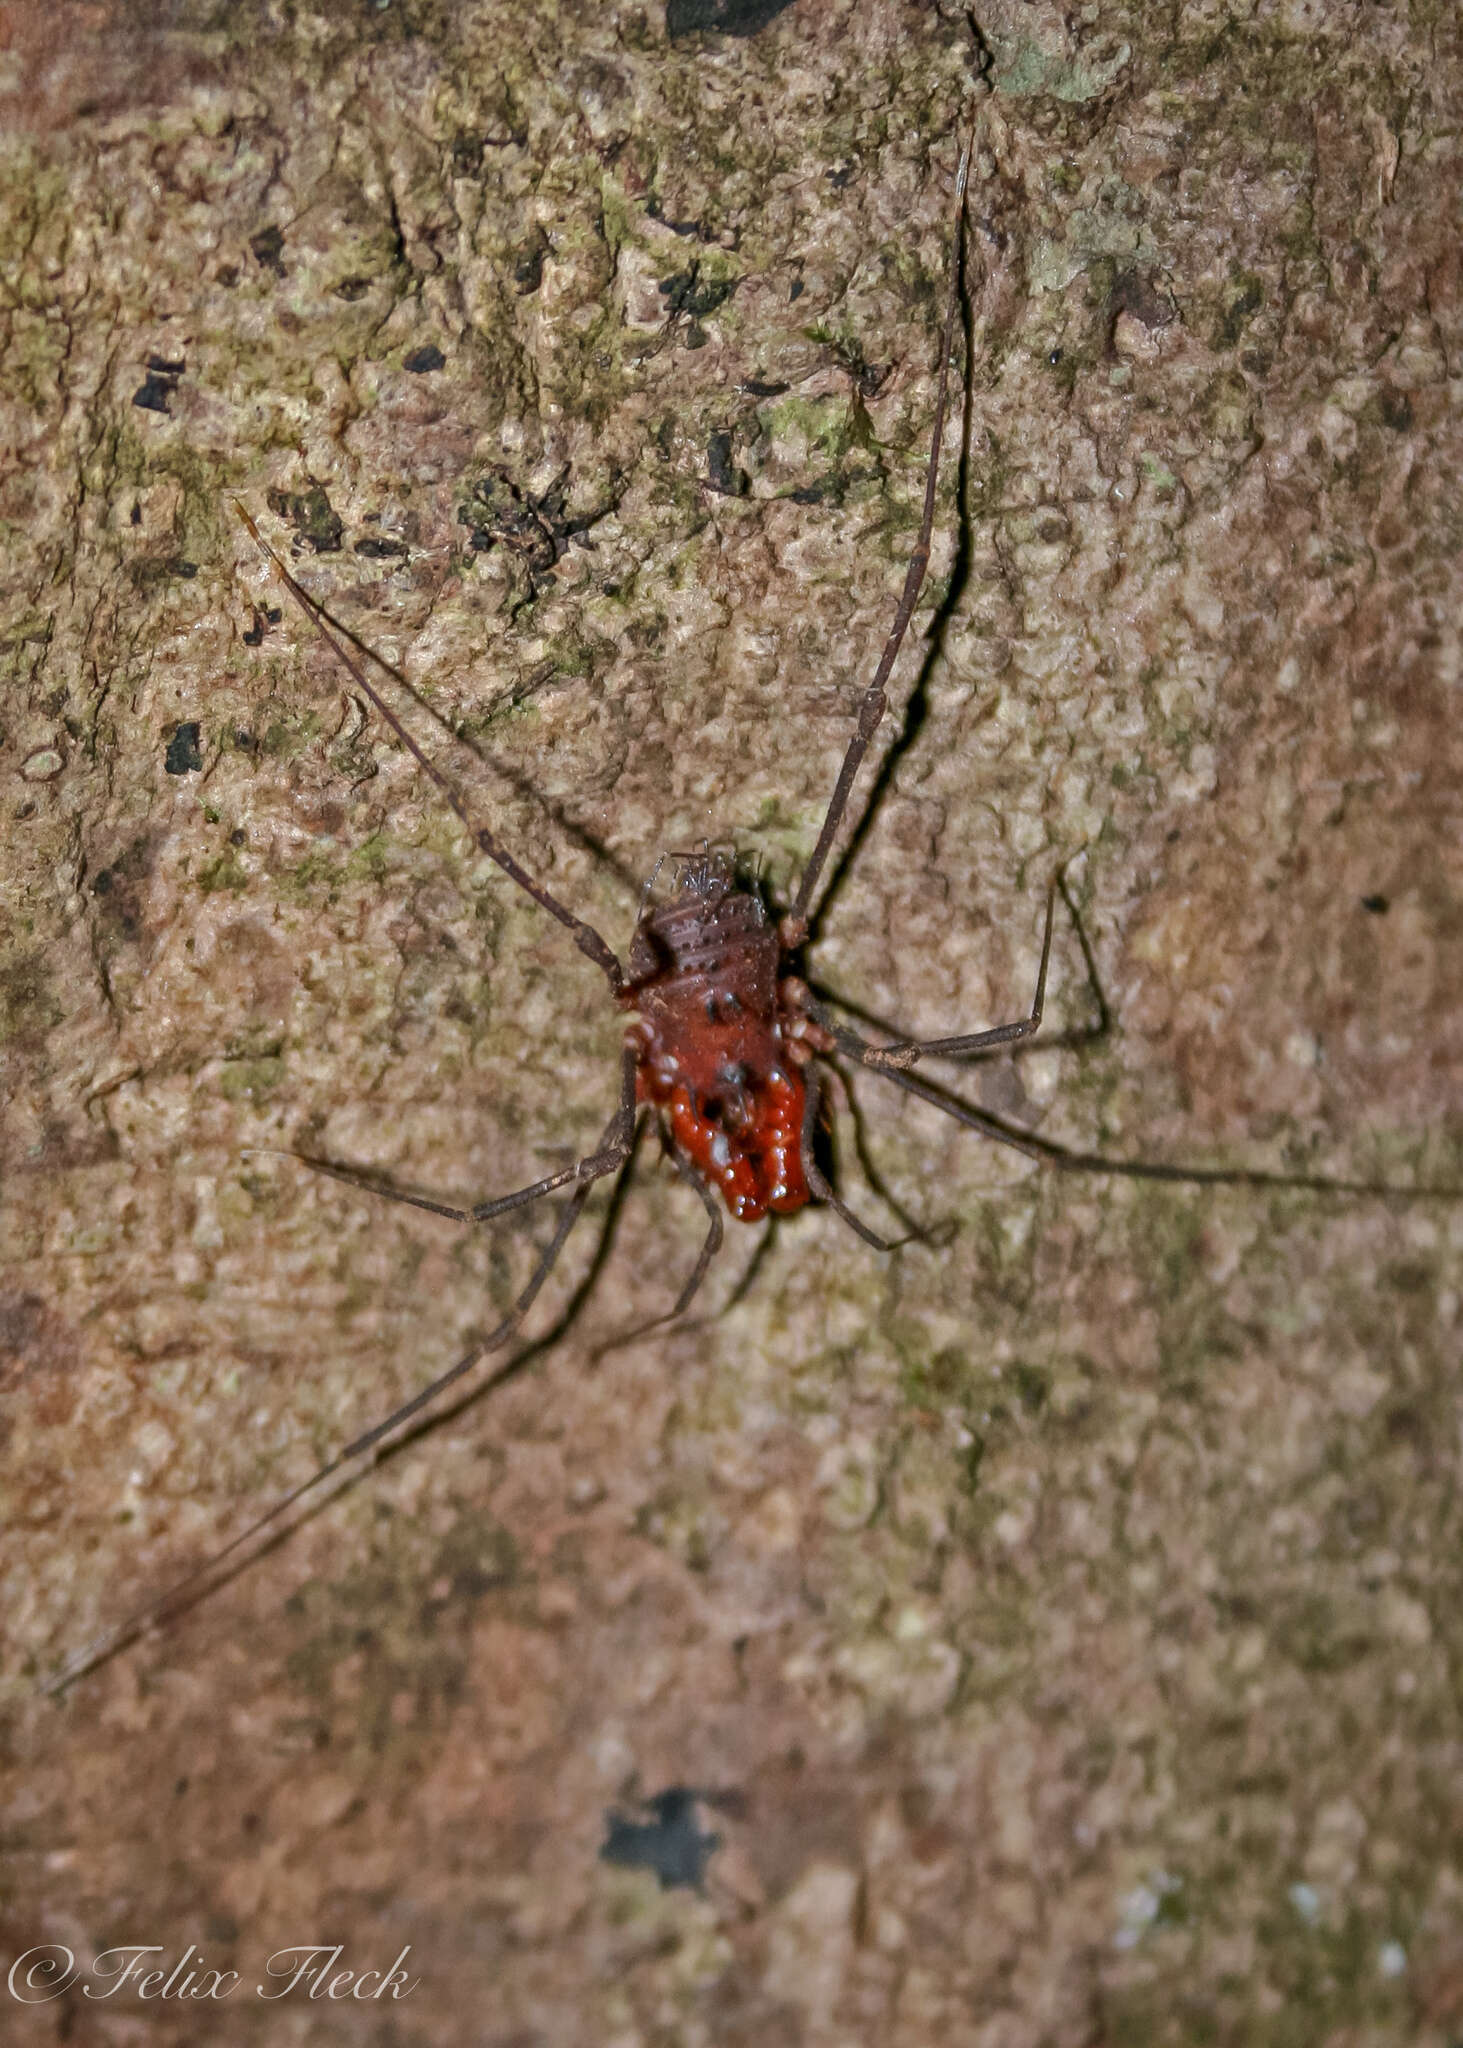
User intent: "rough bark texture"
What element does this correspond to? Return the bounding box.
[3,1,1461,2042]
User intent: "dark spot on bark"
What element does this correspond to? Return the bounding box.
[707,430,747,495]
[250,224,286,274]
[132,374,174,413]
[90,835,154,942]
[646,196,705,238]
[333,275,371,300]
[458,466,624,596]
[665,0,796,37]
[1107,268,1175,349]
[787,473,846,506]
[133,354,185,412]
[657,265,736,324]
[266,485,343,553]
[239,605,282,649]
[601,1789,721,1890]
[513,227,549,293]
[165,722,203,775]
[129,552,198,587]
[354,535,408,558]
[403,343,445,373]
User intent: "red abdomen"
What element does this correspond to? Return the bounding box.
[646,1065,811,1223]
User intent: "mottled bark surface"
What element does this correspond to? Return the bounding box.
[2,0,1461,2041]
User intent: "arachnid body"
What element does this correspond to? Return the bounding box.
[621,856,818,1225]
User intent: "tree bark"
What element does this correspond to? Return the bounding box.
[3,1,1461,2040]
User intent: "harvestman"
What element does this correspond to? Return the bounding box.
[47,140,1461,1693]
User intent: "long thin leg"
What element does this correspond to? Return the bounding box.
[799,1066,898,1251]
[257,1114,641,1228]
[665,1153,726,1319]
[846,1035,1463,1199]
[235,502,624,993]
[787,136,972,935]
[590,1145,725,1363]
[716,1216,781,1320]
[822,1058,931,1240]
[803,864,1114,1064]
[811,870,1063,1074]
[44,1055,641,1697]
